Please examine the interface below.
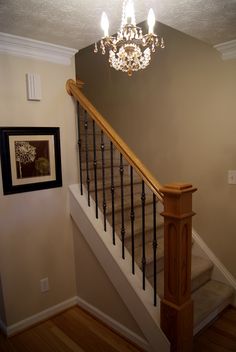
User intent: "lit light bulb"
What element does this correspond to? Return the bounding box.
[125,0,135,25]
[101,12,109,37]
[147,8,155,34]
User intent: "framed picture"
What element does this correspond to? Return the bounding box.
[0,127,62,195]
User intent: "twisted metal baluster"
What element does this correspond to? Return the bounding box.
[153,194,158,306]
[77,102,83,195]
[130,166,135,274]
[110,142,115,245]
[141,180,146,290]
[93,120,98,218]
[120,154,125,259]
[101,130,107,231]
[84,110,90,206]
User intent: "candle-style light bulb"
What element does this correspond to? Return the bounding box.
[147,8,155,34]
[101,12,109,37]
[124,0,135,25]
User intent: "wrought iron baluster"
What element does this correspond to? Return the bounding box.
[101,130,107,231]
[153,193,157,306]
[77,102,83,195]
[84,110,90,206]
[130,166,135,274]
[93,121,98,218]
[141,180,146,290]
[110,142,115,245]
[120,154,125,259]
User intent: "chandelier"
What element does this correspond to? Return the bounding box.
[94,0,165,76]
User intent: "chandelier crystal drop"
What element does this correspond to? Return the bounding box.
[94,0,165,76]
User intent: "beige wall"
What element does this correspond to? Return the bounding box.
[0,52,148,335]
[72,222,144,336]
[0,53,78,325]
[0,275,6,324]
[76,23,236,279]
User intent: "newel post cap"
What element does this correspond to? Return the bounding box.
[160,182,197,196]
[160,183,197,218]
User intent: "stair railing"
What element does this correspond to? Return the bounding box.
[66,78,196,352]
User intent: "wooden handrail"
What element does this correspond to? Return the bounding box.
[66,79,163,202]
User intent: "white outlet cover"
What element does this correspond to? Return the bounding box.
[40,278,49,292]
[228,170,236,185]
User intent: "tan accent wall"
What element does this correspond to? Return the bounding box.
[0,53,79,325]
[76,23,236,279]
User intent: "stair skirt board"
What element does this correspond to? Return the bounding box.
[77,296,149,351]
[69,184,170,352]
[192,229,236,307]
[1,296,78,337]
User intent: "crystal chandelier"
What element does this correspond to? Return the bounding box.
[94,0,165,76]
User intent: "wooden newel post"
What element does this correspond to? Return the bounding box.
[160,183,197,352]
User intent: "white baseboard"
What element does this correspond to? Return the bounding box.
[192,229,236,306]
[77,296,149,351]
[2,295,149,351]
[5,296,78,336]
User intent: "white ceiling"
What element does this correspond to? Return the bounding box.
[0,0,235,50]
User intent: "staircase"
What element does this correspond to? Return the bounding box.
[67,79,234,352]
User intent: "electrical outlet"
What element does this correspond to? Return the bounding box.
[40,278,49,293]
[228,170,236,184]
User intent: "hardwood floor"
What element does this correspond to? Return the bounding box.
[0,306,144,352]
[1,305,235,351]
[194,306,236,351]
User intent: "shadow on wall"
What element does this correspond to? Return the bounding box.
[0,274,7,326]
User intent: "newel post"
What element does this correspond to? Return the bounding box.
[160,183,197,352]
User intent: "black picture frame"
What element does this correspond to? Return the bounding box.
[0,127,62,195]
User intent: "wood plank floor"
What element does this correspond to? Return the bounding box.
[0,306,144,352]
[1,305,236,351]
[194,306,236,351]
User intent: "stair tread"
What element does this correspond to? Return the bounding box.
[82,159,129,171]
[193,280,234,327]
[79,125,104,135]
[134,237,164,266]
[80,130,101,136]
[124,213,164,240]
[81,145,110,152]
[149,255,213,298]
[106,192,154,215]
[191,255,213,281]
[89,174,141,191]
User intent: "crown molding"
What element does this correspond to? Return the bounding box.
[0,32,78,65]
[214,39,236,60]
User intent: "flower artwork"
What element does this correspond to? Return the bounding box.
[14,140,50,179]
[0,127,62,195]
[15,141,36,178]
